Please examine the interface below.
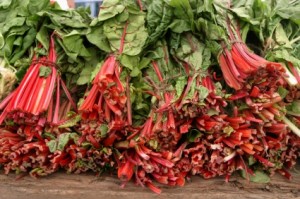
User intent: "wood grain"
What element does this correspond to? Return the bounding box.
[0,166,299,199]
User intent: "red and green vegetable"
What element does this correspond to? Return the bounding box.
[0,0,299,194]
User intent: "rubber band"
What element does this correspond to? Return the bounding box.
[31,60,61,71]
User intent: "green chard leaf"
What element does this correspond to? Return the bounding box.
[278,86,289,99]
[168,0,194,29]
[144,0,173,47]
[120,54,140,71]
[197,18,226,41]
[57,133,78,151]
[240,170,271,183]
[59,114,81,128]
[9,28,36,64]
[168,19,191,33]
[102,10,148,56]
[286,100,300,116]
[77,65,94,85]
[97,0,125,21]
[62,30,91,60]
[99,124,109,138]
[197,85,209,101]
[28,0,49,15]
[39,66,52,77]
[187,129,202,142]
[175,76,187,99]
[0,0,12,9]
[47,140,58,153]
[173,33,211,71]
[36,25,49,50]
[86,26,111,53]
[274,23,292,49]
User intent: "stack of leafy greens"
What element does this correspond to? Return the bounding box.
[0,0,299,194]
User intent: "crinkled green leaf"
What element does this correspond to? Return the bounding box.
[37,10,89,28]
[168,19,190,33]
[0,0,12,9]
[130,66,141,77]
[196,0,214,14]
[230,7,260,25]
[36,25,49,50]
[99,124,109,138]
[44,132,56,140]
[197,85,209,101]
[39,66,52,77]
[241,23,250,42]
[46,140,57,153]
[223,126,234,136]
[267,49,300,67]
[286,100,300,116]
[275,24,292,48]
[77,58,103,86]
[174,33,210,71]
[59,115,81,128]
[14,58,30,80]
[103,12,148,56]
[0,0,30,25]
[13,37,23,47]
[28,0,49,15]
[205,40,222,57]
[144,0,173,47]
[77,65,94,85]
[276,0,300,24]
[207,108,219,116]
[148,139,158,150]
[248,156,256,166]
[2,17,26,34]
[97,0,125,21]
[187,129,202,142]
[9,28,36,64]
[168,0,194,29]
[56,39,77,62]
[57,133,71,151]
[62,30,91,60]
[175,76,186,99]
[278,86,289,99]
[2,36,15,57]
[197,18,226,41]
[139,57,151,70]
[90,61,103,81]
[120,54,139,71]
[186,79,196,100]
[86,27,111,53]
[57,133,77,151]
[241,170,270,183]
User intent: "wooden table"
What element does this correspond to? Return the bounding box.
[0,166,299,199]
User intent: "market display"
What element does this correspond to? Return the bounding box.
[0,0,299,193]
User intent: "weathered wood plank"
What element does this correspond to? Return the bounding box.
[0,166,299,199]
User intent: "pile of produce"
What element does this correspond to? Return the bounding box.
[0,0,299,193]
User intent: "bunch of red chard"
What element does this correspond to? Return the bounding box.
[0,35,77,176]
[114,41,188,193]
